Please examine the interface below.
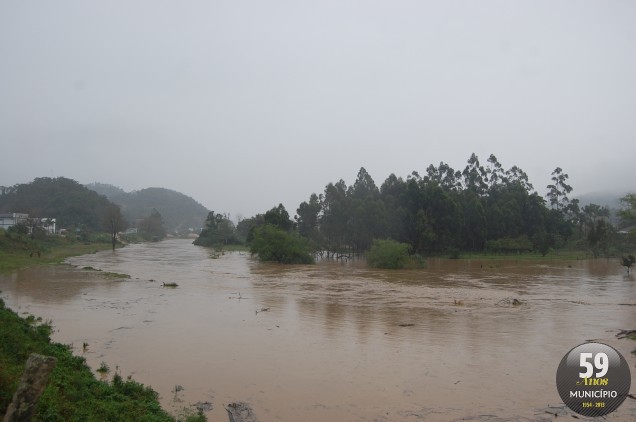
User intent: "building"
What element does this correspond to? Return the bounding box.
[0,213,56,234]
[0,213,29,231]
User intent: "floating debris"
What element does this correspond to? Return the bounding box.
[226,402,258,422]
[495,297,523,307]
[193,401,213,412]
[616,329,636,340]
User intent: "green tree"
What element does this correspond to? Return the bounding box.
[237,214,264,244]
[348,168,386,253]
[619,193,636,227]
[264,204,293,232]
[194,211,236,246]
[249,224,314,264]
[462,153,488,196]
[102,203,128,250]
[461,192,486,251]
[505,165,533,192]
[546,167,573,211]
[587,219,612,258]
[139,208,166,241]
[485,154,507,189]
[621,254,635,274]
[380,174,410,244]
[366,239,411,269]
[320,180,350,256]
[296,193,323,250]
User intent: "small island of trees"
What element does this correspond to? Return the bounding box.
[194,153,636,267]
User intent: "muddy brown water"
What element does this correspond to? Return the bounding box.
[1,239,634,421]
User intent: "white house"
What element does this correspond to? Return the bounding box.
[0,213,29,230]
[0,213,56,234]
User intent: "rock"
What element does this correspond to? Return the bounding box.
[4,353,57,422]
[225,401,259,422]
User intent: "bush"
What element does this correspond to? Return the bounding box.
[249,224,314,264]
[367,239,410,269]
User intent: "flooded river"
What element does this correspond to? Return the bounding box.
[1,239,634,421]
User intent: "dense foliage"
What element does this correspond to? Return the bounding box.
[366,239,411,269]
[0,298,205,421]
[245,153,635,260]
[249,224,314,264]
[193,212,238,247]
[87,184,209,234]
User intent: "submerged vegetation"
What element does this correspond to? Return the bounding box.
[0,297,205,421]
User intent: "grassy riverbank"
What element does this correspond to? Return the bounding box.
[0,230,115,274]
[0,232,206,421]
[0,298,205,421]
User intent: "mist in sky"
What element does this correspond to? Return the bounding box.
[1,1,634,218]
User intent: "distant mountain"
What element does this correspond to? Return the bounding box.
[86,183,209,233]
[86,182,127,200]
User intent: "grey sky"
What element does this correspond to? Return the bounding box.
[1,1,635,218]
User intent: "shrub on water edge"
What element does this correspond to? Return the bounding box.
[367,239,411,269]
[249,224,314,264]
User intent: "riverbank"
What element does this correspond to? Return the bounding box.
[0,235,207,421]
[0,297,206,421]
[0,231,116,274]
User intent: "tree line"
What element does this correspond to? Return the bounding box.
[197,153,636,262]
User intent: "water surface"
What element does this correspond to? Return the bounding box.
[1,239,634,421]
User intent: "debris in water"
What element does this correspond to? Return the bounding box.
[193,401,213,412]
[225,402,258,422]
[616,329,636,339]
[495,297,523,307]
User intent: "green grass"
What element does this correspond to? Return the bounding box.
[0,298,206,421]
[0,232,114,274]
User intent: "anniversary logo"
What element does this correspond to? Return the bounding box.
[556,342,631,417]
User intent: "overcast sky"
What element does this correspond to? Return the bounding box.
[1,1,634,218]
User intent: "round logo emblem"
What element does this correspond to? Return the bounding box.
[556,342,631,417]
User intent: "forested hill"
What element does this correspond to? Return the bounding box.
[86,183,209,233]
[0,177,114,231]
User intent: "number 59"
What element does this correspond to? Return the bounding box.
[579,352,609,378]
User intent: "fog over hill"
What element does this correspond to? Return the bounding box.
[575,191,629,209]
[86,183,209,234]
